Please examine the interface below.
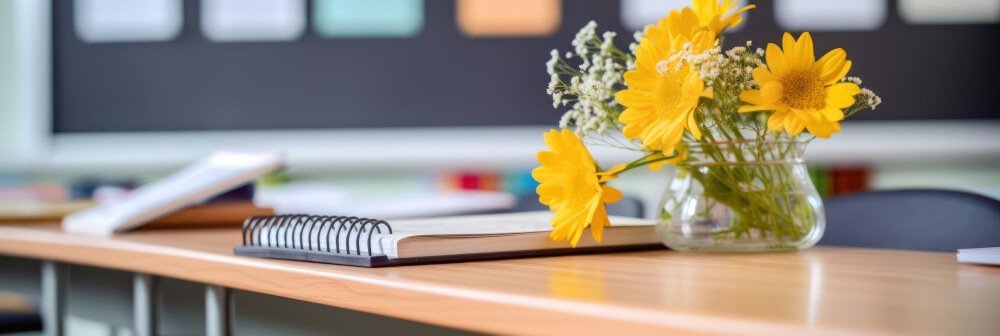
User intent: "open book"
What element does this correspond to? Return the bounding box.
[234,212,662,267]
[957,247,1000,266]
[62,150,283,236]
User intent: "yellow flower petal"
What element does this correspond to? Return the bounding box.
[616,89,652,108]
[766,43,789,76]
[590,205,608,243]
[533,150,552,165]
[828,82,861,96]
[687,111,702,140]
[814,48,847,84]
[752,66,776,84]
[618,107,649,124]
[820,107,845,122]
[738,104,775,113]
[648,160,668,171]
[646,146,688,171]
[761,81,784,102]
[597,163,628,182]
[826,94,855,110]
[659,118,687,155]
[798,108,822,123]
[796,32,815,67]
[621,121,643,139]
[721,4,755,29]
[789,116,807,135]
[767,111,787,131]
[782,33,799,68]
[832,60,853,85]
[739,89,761,102]
[602,186,623,203]
[690,0,756,34]
[806,118,836,138]
[624,70,655,89]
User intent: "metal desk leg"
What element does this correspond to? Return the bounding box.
[205,285,229,336]
[41,261,65,336]
[133,274,156,336]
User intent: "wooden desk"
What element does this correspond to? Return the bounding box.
[0,224,998,336]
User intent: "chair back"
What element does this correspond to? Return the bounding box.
[821,189,1000,251]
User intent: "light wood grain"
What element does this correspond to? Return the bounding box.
[0,224,997,336]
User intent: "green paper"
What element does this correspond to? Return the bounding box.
[313,0,424,38]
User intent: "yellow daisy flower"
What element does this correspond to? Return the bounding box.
[691,0,756,35]
[738,32,860,138]
[662,6,707,39]
[616,17,715,155]
[532,129,623,247]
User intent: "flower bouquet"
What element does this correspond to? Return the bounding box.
[532,0,881,251]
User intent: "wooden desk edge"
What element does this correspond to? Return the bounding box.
[0,225,915,336]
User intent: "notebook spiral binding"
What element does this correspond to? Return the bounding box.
[241,215,393,256]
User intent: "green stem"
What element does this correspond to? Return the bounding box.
[611,151,682,175]
[677,139,814,244]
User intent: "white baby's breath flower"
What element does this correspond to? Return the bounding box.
[726,46,746,57]
[558,110,575,129]
[545,21,632,136]
[547,75,559,92]
[546,49,559,76]
[600,31,617,54]
[859,88,882,110]
[572,21,598,58]
[870,96,882,109]
[656,60,671,74]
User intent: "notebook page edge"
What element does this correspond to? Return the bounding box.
[387,211,653,236]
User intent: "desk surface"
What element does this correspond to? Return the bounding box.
[0,224,997,336]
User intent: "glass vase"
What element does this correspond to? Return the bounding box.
[657,140,824,252]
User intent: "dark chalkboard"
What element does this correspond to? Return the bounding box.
[52,0,1000,134]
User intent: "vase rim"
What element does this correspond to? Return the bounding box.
[686,138,810,146]
[679,139,809,166]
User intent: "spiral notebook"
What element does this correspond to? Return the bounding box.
[234,212,662,267]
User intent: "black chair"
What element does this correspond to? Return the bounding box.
[821,189,1000,252]
[0,312,42,334]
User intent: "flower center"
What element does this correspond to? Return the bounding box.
[654,73,686,115]
[779,70,826,110]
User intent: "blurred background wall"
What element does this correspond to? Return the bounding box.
[1,0,998,211]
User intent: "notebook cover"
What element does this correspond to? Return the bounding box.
[234,243,665,267]
[144,202,274,229]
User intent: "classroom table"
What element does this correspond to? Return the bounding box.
[0,224,998,336]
